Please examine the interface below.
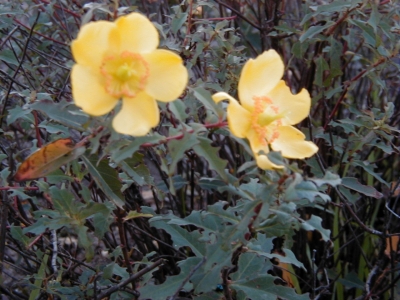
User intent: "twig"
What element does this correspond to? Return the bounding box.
[116,208,134,275]
[183,0,194,48]
[0,12,41,127]
[214,0,262,30]
[51,229,58,276]
[140,121,227,148]
[222,267,233,300]
[312,249,317,299]
[336,187,383,236]
[0,191,9,277]
[169,257,206,300]
[96,258,164,299]
[323,57,388,130]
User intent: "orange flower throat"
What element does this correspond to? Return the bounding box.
[251,96,282,145]
[101,51,149,98]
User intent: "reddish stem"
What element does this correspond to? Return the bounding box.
[140,121,228,148]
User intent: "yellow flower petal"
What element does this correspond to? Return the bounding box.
[238,50,284,111]
[71,21,115,68]
[267,81,311,125]
[247,130,284,170]
[112,93,159,136]
[271,126,318,158]
[114,13,159,54]
[212,92,252,138]
[71,65,118,116]
[144,50,188,102]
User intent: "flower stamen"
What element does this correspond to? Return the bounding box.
[251,95,282,145]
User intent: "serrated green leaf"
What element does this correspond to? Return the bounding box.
[231,274,309,300]
[300,215,331,242]
[30,100,88,131]
[192,242,233,293]
[111,133,165,163]
[150,220,206,256]
[138,257,199,300]
[7,106,33,125]
[192,136,228,181]
[231,252,273,281]
[168,132,199,174]
[310,171,341,187]
[341,177,383,199]
[285,174,330,203]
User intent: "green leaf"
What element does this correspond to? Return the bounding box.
[111,133,165,163]
[300,215,331,242]
[198,177,226,191]
[231,274,309,300]
[81,155,125,208]
[171,12,188,34]
[299,22,333,43]
[123,210,153,221]
[0,49,18,65]
[310,171,341,187]
[29,253,49,300]
[231,252,273,281]
[93,211,113,239]
[351,160,388,187]
[168,210,220,238]
[285,174,331,203]
[341,177,383,199]
[30,100,88,131]
[338,271,365,290]
[7,106,33,125]
[78,226,94,261]
[167,131,199,174]
[192,242,233,293]
[138,257,199,300]
[191,86,222,117]
[10,225,31,248]
[168,99,188,122]
[192,136,228,181]
[314,55,330,87]
[150,219,206,256]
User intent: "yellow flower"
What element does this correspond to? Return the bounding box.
[71,13,188,136]
[212,50,318,170]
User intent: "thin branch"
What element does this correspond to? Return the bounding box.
[0,12,41,127]
[96,259,164,299]
[169,257,206,300]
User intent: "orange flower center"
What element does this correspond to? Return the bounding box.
[100,51,149,98]
[251,96,283,145]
